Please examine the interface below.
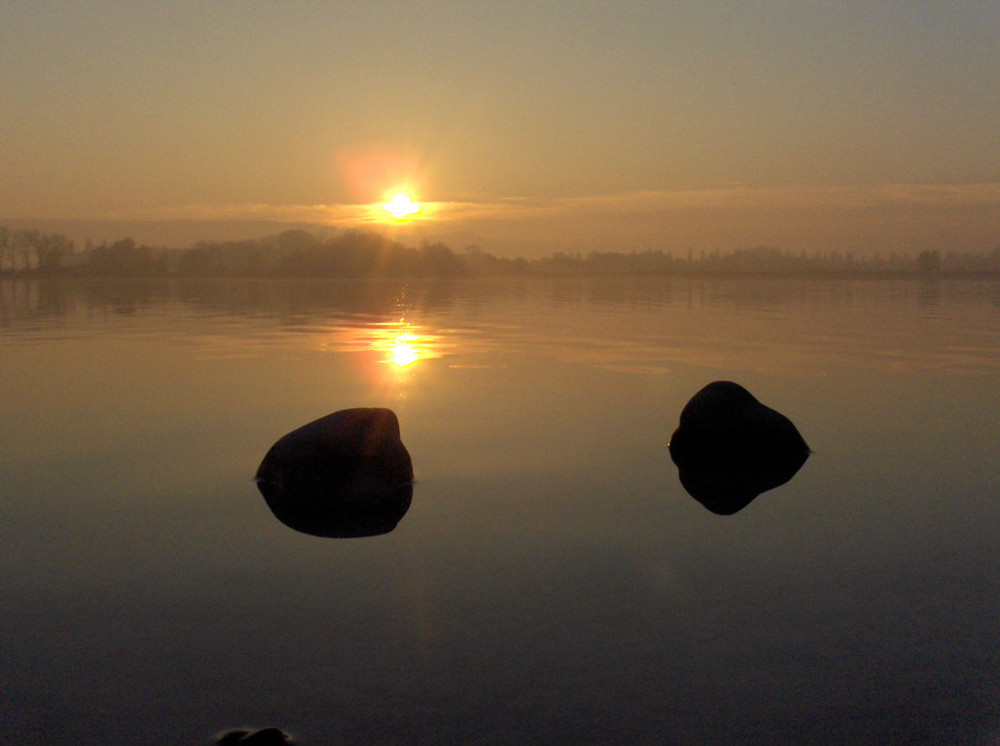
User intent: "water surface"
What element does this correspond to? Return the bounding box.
[3,277,999,744]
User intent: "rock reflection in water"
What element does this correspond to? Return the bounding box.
[668,381,810,515]
[256,408,414,537]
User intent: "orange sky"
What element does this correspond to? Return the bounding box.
[2,2,997,256]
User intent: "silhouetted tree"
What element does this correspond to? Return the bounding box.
[0,227,12,272]
[89,238,164,275]
[36,233,73,272]
[419,242,465,277]
[916,250,942,274]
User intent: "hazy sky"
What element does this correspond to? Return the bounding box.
[2,1,998,255]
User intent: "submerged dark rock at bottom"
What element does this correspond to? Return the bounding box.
[216,727,293,745]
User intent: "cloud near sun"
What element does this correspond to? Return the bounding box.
[123,182,1000,227]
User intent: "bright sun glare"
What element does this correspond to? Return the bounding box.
[383,193,420,219]
[390,334,420,366]
[368,322,440,370]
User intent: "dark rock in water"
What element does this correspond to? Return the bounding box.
[257,408,413,486]
[668,381,810,515]
[216,727,293,745]
[256,408,414,537]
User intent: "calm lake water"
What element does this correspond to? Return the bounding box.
[2,277,999,745]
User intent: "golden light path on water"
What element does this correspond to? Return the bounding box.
[387,333,420,367]
[308,316,452,386]
[368,320,441,370]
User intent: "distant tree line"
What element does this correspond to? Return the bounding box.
[2,225,1000,278]
[0,228,74,273]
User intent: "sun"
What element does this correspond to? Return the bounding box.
[383,192,420,219]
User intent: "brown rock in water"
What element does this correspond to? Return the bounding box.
[668,381,810,515]
[256,408,413,537]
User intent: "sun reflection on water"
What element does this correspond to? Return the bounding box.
[388,333,420,367]
[367,321,438,369]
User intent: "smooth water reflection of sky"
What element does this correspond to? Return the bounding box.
[2,277,999,745]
